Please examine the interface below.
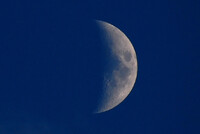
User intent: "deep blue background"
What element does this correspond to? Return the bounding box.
[0,0,200,133]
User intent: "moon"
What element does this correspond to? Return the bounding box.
[94,20,138,113]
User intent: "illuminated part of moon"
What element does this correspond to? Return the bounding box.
[94,20,138,113]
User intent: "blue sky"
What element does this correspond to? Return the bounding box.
[0,0,200,133]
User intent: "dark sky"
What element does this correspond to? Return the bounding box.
[0,0,200,133]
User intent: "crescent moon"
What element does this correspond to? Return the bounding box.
[94,20,138,113]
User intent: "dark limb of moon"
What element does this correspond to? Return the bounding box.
[94,20,138,113]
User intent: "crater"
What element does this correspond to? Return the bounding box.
[118,65,131,79]
[123,51,132,62]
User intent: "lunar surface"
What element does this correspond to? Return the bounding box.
[94,20,138,113]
